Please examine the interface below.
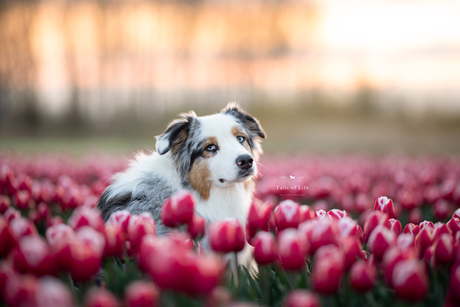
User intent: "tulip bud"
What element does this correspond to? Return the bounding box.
[9,217,38,243]
[434,233,454,265]
[328,209,347,220]
[36,277,74,307]
[0,217,14,257]
[125,280,159,307]
[396,233,416,252]
[408,208,423,225]
[454,208,460,220]
[0,195,10,214]
[349,260,377,292]
[209,219,245,253]
[4,207,20,222]
[282,290,321,307]
[109,210,132,234]
[299,205,314,222]
[393,259,428,302]
[433,222,451,240]
[128,213,156,252]
[104,224,124,258]
[340,236,363,270]
[419,220,434,231]
[447,218,460,236]
[14,235,55,276]
[367,225,396,261]
[363,211,390,243]
[85,288,119,307]
[187,215,205,240]
[374,196,396,219]
[389,219,402,237]
[403,223,420,238]
[274,200,301,230]
[309,218,339,254]
[312,245,344,294]
[161,190,195,227]
[14,190,33,211]
[278,229,308,270]
[314,209,328,220]
[247,200,271,231]
[252,231,278,265]
[433,199,451,220]
[68,207,105,234]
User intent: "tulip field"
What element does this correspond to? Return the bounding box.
[1,153,460,306]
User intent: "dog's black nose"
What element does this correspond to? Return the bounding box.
[236,155,253,170]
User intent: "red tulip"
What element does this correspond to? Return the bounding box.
[247,200,271,230]
[108,210,132,234]
[2,274,37,307]
[389,219,402,236]
[454,208,460,220]
[419,220,434,231]
[0,217,14,256]
[4,207,20,222]
[314,209,328,220]
[408,208,423,225]
[309,218,339,254]
[278,229,308,270]
[9,216,38,243]
[398,190,422,211]
[447,218,460,235]
[299,205,314,222]
[434,233,454,265]
[68,207,105,234]
[433,222,451,240]
[0,195,10,214]
[14,235,55,276]
[14,190,33,210]
[374,196,396,219]
[328,209,347,220]
[403,223,420,238]
[393,259,428,302]
[187,215,206,240]
[161,190,195,227]
[340,236,363,270]
[46,224,76,271]
[274,200,301,230]
[104,224,124,258]
[282,290,321,307]
[337,217,363,243]
[209,219,245,253]
[125,280,159,307]
[127,213,156,252]
[297,220,317,245]
[349,260,377,292]
[363,211,390,243]
[433,199,451,220]
[85,288,119,307]
[367,225,396,261]
[423,246,435,269]
[35,277,74,307]
[382,246,417,286]
[61,186,82,210]
[252,231,278,265]
[312,245,344,294]
[396,233,416,252]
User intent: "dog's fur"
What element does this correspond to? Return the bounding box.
[97,103,265,248]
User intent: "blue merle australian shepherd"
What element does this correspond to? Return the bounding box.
[97,103,265,259]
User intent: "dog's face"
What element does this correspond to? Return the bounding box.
[155,103,265,200]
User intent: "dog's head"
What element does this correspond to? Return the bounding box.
[155,102,265,200]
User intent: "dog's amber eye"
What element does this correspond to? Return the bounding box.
[237,136,245,144]
[205,144,218,152]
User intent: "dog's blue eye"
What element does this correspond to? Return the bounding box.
[237,136,245,144]
[205,144,217,152]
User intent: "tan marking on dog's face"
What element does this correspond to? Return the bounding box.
[202,136,219,158]
[244,179,255,192]
[188,160,211,200]
[231,126,251,151]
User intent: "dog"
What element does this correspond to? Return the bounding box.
[97,103,265,254]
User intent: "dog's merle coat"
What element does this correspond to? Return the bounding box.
[97,103,265,238]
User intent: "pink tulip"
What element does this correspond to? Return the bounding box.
[434,233,454,265]
[299,205,314,222]
[109,210,132,234]
[125,280,159,307]
[367,225,396,261]
[388,219,402,237]
[328,209,347,220]
[247,200,271,231]
[85,288,119,307]
[161,190,195,227]
[312,245,344,294]
[282,290,321,307]
[36,277,74,307]
[278,229,308,270]
[0,217,14,257]
[447,218,460,235]
[209,219,245,253]
[309,218,339,254]
[252,231,278,265]
[13,236,55,276]
[104,224,124,258]
[393,259,428,301]
[68,207,105,234]
[274,200,301,230]
[128,213,156,252]
[349,260,377,292]
[374,196,396,219]
[0,195,10,214]
[340,236,363,270]
[403,223,420,237]
[363,211,390,243]
[187,215,206,240]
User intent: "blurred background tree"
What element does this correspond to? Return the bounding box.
[0,0,459,154]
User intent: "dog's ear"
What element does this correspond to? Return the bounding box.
[156,111,197,155]
[221,102,266,139]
